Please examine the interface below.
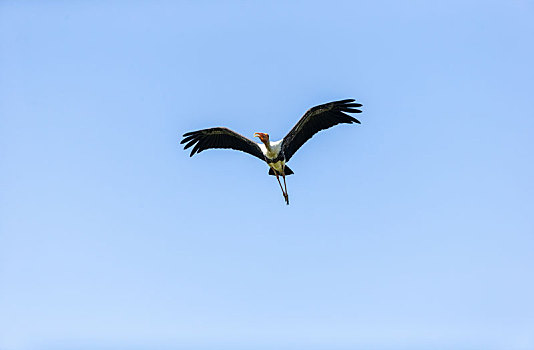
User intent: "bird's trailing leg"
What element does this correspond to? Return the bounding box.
[282,171,289,205]
[273,169,288,204]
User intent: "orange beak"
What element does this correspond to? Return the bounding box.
[254,132,263,139]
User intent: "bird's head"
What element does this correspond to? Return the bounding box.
[254,132,270,144]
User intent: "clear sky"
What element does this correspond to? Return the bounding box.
[1,1,533,349]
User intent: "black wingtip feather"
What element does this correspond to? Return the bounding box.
[183,139,197,150]
[180,136,195,144]
[333,98,355,104]
[341,108,362,113]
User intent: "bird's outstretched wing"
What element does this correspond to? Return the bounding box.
[281,99,363,161]
[181,127,264,160]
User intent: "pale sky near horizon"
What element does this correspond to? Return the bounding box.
[1,1,533,350]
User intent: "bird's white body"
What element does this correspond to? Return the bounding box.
[258,139,285,173]
[257,139,283,158]
[270,160,286,174]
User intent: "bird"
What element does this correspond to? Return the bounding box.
[180,98,363,205]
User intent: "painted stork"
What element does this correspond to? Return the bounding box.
[181,99,363,204]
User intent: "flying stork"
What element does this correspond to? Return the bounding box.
[181,99,363,205]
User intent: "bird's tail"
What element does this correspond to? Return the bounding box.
[268,166,294,176]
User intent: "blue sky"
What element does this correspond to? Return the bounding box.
[1,1,533,349]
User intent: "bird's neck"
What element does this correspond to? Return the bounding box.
[262,140,273,152]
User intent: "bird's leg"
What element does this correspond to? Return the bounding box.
[274,170,286,199]
[282,172,289,205]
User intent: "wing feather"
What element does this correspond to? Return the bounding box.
[281,99,363,161]
[180,127,264,160]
